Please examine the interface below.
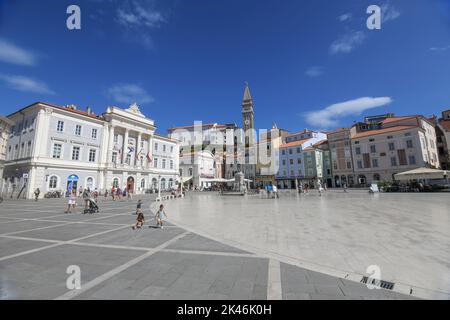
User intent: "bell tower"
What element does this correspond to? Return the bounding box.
[242,81,255,133]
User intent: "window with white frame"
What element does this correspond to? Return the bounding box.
[89,149,97,162]
[372,159,379,168]
[14,144,19,159]
[406,140,413,149]
[86,177,94,190]
[112,152,117,163]
[140,179,145,189]
[20,142,25,158]
[57,121,64,132]
[409,155,416,165]
[53,144,62,159]
[114,134,118,143]
[163,144,166,152]
[154,158,158,168]
[126,154,131,165]
[92,128,98,139]
[27,141,32,157]
[75,125,82,136]
[49,176,58,189]
[162,159,166,169]
[391,157,398,167]
[170,160,174,169]
[154,143,158,151]
[72,146,80,160]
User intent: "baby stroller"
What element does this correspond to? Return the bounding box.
[83,198,99,214]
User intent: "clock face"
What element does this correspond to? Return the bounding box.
[244,119,250,126]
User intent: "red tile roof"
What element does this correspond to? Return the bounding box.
[381,116,418,124]
[325,128,348,135]
[352,125,419,139]
[439,120,450,131]
[280,138,311,149]
[53,105,103,120]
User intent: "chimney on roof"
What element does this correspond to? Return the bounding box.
[86,106,92,115]
[67,104,77,110]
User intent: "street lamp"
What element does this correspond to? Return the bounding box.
[157,174,161,201]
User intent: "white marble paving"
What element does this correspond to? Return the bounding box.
[165,191,450,299]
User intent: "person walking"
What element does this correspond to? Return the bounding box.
[343,182,348,193]
[78,186,83,198]
[272,184,279,199]
[65,190,77,214]
[127,188,132,201]
[82,189,91,211]
[34,188,40,201]
[155,204,167,229]
[135,199,142,215]
[318,182,324,197]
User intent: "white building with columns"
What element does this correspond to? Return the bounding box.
[2,102,179,199]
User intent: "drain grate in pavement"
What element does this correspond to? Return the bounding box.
[360,276,395,290]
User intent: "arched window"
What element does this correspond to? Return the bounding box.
[168,178,173,188]
[152,178,158,189]
[358,175,367,185]
[160,178,166,190]
[113,178,119,188]
[140,179,146,189]
[49,176,58,189]
[86,177,94,190]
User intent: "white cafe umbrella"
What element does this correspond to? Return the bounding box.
[394,168,448,181]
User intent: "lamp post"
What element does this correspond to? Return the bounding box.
[157,174,161,201]
[180,176,183,195]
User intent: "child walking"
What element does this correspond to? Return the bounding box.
[155,204,167,229]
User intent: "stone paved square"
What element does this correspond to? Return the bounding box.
[0,194,446,300]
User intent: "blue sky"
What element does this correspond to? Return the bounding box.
[0,0,449,134]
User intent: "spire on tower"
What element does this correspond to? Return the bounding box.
[243,81,253,102]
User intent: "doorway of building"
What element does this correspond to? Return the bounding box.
[127,176,135,193]
[67,175,79,193]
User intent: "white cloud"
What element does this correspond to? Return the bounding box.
[0,74,55,95]
[107,83,154,105]
[330,31,366,55]
[430,45,450,52]
[116,1,165,28]
[338,13,352,22]
[305,97,393,128]
[305,66,324,78]
[115,0,166,49]
[0,38,37,66]
[381,2,401,22]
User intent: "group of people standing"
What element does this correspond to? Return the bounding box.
[65,187,98,213]
[108,186,133,201]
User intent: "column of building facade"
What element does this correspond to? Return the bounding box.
[147,135,153,168]
[107,125,115,165]
[136,132,142,166]
[122,128,129,165]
